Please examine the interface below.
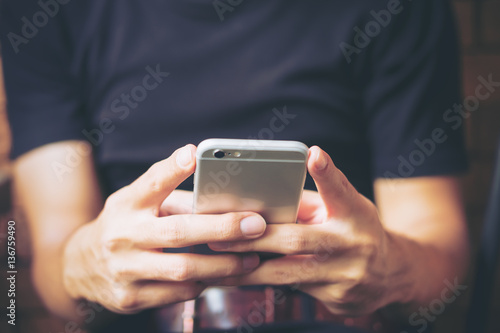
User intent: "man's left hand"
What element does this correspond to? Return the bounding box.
[207,146,410,316]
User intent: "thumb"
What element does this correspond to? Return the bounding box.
[130,144,196,210]
[307,146,359,218]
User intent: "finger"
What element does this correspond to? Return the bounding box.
[129,145,196,209]
[208,223,340,255]
[297,190,326,224]
[159,190,194,216]
[123,252,260,282]
[215,255,330,286]
[298,283,383,317]
[307,146,361,218]
[134,212,267,248]
[133,281,204,311]
[106,281,204,314]
[295,283,353,316]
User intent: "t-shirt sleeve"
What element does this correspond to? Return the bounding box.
[362,0,468,179]
[0,1,86,159]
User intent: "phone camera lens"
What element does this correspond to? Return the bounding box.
[213,150,225,159]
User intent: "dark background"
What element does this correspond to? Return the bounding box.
[0,0,499,332]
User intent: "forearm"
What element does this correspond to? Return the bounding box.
[374,177,469,316]
[382,226,469,317]
[12,142,111,325]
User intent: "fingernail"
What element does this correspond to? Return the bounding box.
[243,254,260,272]
[240,216,266,237]
[314,149,327,171]
[176,145,192,168]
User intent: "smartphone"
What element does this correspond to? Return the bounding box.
[193,139,308,224]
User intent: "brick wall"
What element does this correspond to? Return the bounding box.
[0,1,499,332]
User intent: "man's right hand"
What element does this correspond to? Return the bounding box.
[62,144,266,314]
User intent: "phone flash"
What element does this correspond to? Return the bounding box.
[234,151,241,157]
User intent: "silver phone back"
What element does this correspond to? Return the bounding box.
[193,139,308,224]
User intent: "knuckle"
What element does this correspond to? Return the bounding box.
[102,188,134,217]
[339,175,351,194]
[281,230,307,253]
[169,258,192,281]
[104,191,124,210]
[101,231,134,253]
[320,285,373,316]
[272,268,295,285]
[350,234,379,263]
[337,285,370,314]
[215,214,240,240]
[186,283,205,299]
[330,282,359,306]
[113,288,140,313]
[144,163,165,194]
[316,236,338,256]
[323,286,347,305]
[108,261,134,281]
[171,283,204,303]
[225,257,243,275]
[343,265,367,286]
[162,220,187,246]
[101,235,120,253]
[338,173,358,203]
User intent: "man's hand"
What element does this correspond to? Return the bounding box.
[207,146,418,316]
[62,145,266,314]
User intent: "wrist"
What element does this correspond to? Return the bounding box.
[380,230,419,307]
[62,221,96,301]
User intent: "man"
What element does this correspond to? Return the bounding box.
[1,0,469,332]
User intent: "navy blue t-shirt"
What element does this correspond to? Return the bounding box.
[1,1,466,332]
[1,0,467,200]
